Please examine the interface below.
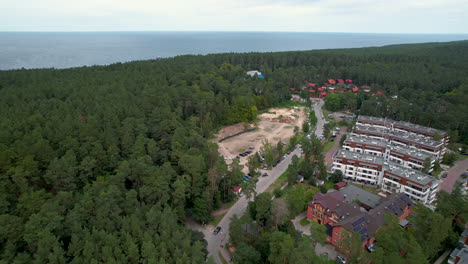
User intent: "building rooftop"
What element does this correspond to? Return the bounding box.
[384,162,438,186]
[345,135,432,160]
[389,129,443,148]
[340,184,382,209]
[337,194,413,242]
[394,120,447,137]
[336,149,385,165]
[354,124,387,135]
[449,247,468,264]
[357,115,389,125]
[357,115,447,137]
[389,144,432,161]
[345,134,388,148]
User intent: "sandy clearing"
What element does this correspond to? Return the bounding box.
[215,106,307,168]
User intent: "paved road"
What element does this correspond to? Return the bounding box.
[197,99,326,264]
[324,126,347,166]
[440,158,468,193]
[312,99,325,138]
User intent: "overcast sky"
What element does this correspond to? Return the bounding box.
[2,0,468,33]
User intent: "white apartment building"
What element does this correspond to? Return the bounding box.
[332,149,439,205]
[382,163,439,204]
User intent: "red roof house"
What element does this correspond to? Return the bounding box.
[328,79,336,85]
[334,182,347,190]
[352,87,359,93]
[345,79,353,83]
[289,88,297,91]
[329,194,413,248]
[309,89,316,93]
[337,79,344,83]
[319,92,327,98]
[307,192,361,225]
[376,91,384,95]
[317,87,325,92]
[308,83,317,87]
[233,186,242,194]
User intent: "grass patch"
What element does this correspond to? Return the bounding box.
[324,180,334,191]
[322,140,335,153]
[218,252,229,264]
[300,217,310,226]
[276,100,308,109]
[350,182,379,194]
[266,170,289,193]
[212,214,224,226]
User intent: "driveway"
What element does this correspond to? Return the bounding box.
[190,99,326,264]
[324,126,347,165]
[439,158,468,193]
[292,212,311,235]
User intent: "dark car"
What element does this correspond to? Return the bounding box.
[262,173,268,177]
[366,243,376,252]
[213,226,221,235]
[287,151,291,155]
[254,178,259,183]
[442,173,448,178]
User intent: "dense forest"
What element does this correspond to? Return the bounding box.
[0,40,467,263]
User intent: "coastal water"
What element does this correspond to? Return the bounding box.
[1,31,467,70]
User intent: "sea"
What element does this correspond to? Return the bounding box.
[1,31,467,70]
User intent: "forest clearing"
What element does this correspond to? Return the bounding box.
[216,106,307,167]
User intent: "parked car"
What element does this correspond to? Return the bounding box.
[366,243,376,252]
[213,226,222,235]
[254,179,259,183]
[287,151,291,155]
[442,173,448,178]
[337,255,347,264]
[262,173,268,177]
[243,176,249,181]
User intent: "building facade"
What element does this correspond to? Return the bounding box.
[332,149,439,205]
[343,135,434,172]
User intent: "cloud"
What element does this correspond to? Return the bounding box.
[1,0,467,33]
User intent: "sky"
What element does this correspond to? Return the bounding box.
[2,0,468,33]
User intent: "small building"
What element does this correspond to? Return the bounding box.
[376,91,384,95]
[337,79,345,83]
[308,83,317,87]
[319,92,327,98]
[334,182,347,190]
[309,89,316,93]
[233,186,242,195]
[352,87,359,93]
[345,79,353,83]
[246,70,262,77]
[328,79,336,85]
[289,88,297,91]
[317,87,325,92]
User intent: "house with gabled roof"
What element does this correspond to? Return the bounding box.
[307,192,361,225]
[329,193,413,248]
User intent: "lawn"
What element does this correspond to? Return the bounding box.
[300,217,310,226]
[322,140,335,153]
[323,180,335,191]
[266,170,289,193]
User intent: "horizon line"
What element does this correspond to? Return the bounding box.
[1,30,468,35]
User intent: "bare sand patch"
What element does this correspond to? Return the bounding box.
[215,106,307,168]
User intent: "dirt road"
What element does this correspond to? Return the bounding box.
[187,100,325,264]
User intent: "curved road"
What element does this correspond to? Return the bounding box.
[193,99,325,264]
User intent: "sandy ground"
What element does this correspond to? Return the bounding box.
[215,107,307,168]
